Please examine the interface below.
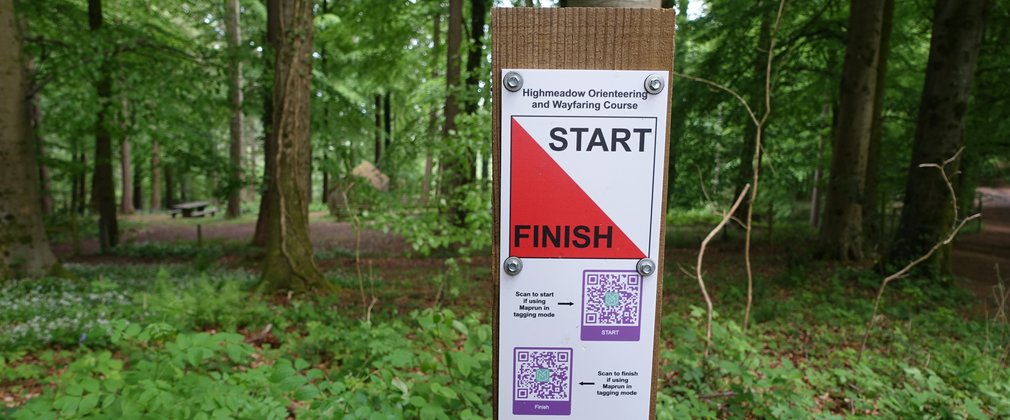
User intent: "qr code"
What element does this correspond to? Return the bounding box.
[582,271,642,326]
[514,348,573,402]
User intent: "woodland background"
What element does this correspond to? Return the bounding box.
[1,0,1009,418]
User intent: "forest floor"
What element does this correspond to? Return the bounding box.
[49,186,1010,310]
[7,190,1009,417]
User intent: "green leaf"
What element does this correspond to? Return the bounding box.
[225,344,247,363]
[65,383,84,397]
[81,378,100,394]
[78,393,100,414]
[451,320,469,336]
[57,395,81,416]
[278,375,309,392]
[431,383,458,401]
[391,377,410,400]
[294,385,320,401]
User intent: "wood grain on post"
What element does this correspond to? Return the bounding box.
[491,7,675,419]
[565,0,662,7]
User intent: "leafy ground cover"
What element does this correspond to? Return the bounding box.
[2,245,1008,419]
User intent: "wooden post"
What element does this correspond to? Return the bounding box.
[492,7,675,419]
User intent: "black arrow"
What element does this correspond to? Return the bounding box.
[578,382,595,386]
[558,302,574,306]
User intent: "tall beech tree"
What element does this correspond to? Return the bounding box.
[888,0,992,277]
[862,0,895,252]
[253,0,280,247]
[119,97,135,214]
[150,140,162,210]
[819,0,885,260]
[421,11,441,205]
[439,0,465,224]
[0,0,59,278]
[225,0,244,218]
[259,0,329,292]
[88,0,119,251]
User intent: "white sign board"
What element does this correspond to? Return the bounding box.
[498,69,668,418]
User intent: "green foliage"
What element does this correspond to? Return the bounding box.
[11,307,493,419]
[0,265,260,351]
[5,262,1010,418]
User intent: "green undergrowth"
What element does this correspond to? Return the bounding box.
[1,264,1008,418]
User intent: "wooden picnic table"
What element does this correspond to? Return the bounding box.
[169,201,218,218]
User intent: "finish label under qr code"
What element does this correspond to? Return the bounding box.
[581,270,643,341]
[513,347,573,415]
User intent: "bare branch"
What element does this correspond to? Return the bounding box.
[729,216,747,230]
[672,71,758,126]
[744,0,787,331]
[696,184,751,359]
[858,147,978,361]
[675,0,788,333]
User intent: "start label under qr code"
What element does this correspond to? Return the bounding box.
[581,270,643,341]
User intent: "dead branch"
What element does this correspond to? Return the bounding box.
[672,72,758,127]
[674,0,787,332]
[700,391,737,400]
[857,149,980,361]
[744,0,785,331]
[696,184,751,359]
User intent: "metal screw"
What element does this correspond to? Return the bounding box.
[503,257,523,275]
[636,258,657,277]
[503,71,523,92]
[644,74,664,95]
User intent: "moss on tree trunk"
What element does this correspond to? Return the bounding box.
[259,0,330,293]
[819,0,885,261]
[0,0,59,279]
[887,0,991,278]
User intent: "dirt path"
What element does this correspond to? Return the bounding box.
[51,192,1010,305]
[52,212,411,259]
[952,186,1010,303]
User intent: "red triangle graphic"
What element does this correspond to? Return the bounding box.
[510,118,645,259]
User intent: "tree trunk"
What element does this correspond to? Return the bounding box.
[888,0,991,277]
[247,135,257,201]
[321,162,329,204]
[252,0,280,247]
[374,94,383,165]
[464,0,487,180]
[666,0,689,204]
[809,103,831,229]
[464,0,486,115]
[23,43,53,216]
[439,0,466,224]
[119,97,135,215]
[319,0,330,205]
[74,151,86,214]
[150,139,162,210]
[89,0,119,251]
[0,0,59,278]
[862,0,895,254]
[164,164,175,208]
[421,12,440,206]
[179,172,189,202]
[818,0,885,261]
[260,0,329,293]
[133,161,142,210]
[383,91,392,160]
[226,0,244,218]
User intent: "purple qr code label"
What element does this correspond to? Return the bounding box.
[581,270,643,341]
[513,347,573,415]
